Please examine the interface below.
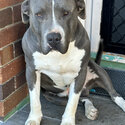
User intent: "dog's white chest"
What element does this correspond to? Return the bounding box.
[33,42,85,89]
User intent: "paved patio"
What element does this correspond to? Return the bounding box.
[1,95,125,125]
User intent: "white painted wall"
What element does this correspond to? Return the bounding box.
[80,0,103,52]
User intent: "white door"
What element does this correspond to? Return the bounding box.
[80,0,103,52]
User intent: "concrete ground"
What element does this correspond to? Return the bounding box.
[1,94,125,125]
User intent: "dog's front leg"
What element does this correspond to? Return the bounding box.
[61,82,81,125]
[25,68,42,125]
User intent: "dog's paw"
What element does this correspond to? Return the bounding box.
[25,120,39,125]
[60,121,75,125]
[25,113,42,125]
[85,106,98,120]
[25,118,42,125]
[60,117,75,125]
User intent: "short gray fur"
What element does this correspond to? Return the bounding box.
[21,0,125,125]
[21,0,90,93]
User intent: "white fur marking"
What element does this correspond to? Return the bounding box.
[51,0,65,43]
[25,71,42,125]
[30,72,41,114]
[33,41,85,90]
[81,99,98,120]
[57,89,69,97]
[52,0,56,26]
[114,96,125,112]
[61,82,81,125]
[83,67,99,88]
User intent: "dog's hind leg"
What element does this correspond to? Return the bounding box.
[102,81,125,112]
[95,70,125,112]
[88,60,125,112]
[113,95,125,112]
[98,80,125,112]
[81,98,98,120]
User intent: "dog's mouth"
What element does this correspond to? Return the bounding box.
[46,42,68,54]
[47,42,62,52]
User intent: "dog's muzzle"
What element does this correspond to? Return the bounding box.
[47,32,62,50]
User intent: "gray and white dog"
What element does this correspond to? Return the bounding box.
[21,0,125,125]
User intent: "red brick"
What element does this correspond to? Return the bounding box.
[0,56,25,84]
[0,103,4,117]
[0,0,24,9]
[15,71,26,89]
[14,40,23,57]
[13,4,22,23]
[0,23,26,48]
[0,84,28,117]
[0,8,12,28]
[0,78,15,100]
[0,44,14,66]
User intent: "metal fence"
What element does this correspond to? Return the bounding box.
[112,0,125,44]
[101,0,125,54]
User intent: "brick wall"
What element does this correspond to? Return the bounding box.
[0,0,28,120]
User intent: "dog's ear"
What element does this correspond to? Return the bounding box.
[21,0,30,24]
[76,0,86,19]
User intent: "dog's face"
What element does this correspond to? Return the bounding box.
[22,0,86,54]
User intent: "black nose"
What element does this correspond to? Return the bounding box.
[47,33,61,45]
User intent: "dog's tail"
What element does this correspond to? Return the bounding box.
[95,39,104,65]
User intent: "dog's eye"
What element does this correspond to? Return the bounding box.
[63,11,70,16]
[36,13,43,18]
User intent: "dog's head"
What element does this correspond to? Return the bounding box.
[21,0,86,54]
